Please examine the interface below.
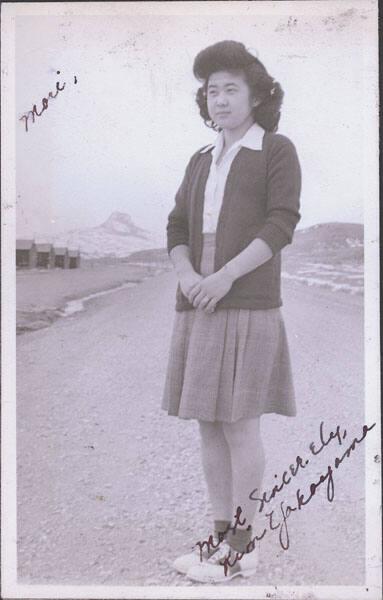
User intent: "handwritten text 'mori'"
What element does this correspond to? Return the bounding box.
[19,71,77,132]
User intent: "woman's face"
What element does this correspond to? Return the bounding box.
[206,70,256,132]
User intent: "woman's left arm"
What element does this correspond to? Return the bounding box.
[254,136,302,254]
[222,138,302,279]
[189,137,301,309]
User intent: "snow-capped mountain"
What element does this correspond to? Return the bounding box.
[53,212,165,258]
[100,212,149,239]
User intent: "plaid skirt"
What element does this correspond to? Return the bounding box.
[161,234,297,422]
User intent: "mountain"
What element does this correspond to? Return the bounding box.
[52,212,165,258]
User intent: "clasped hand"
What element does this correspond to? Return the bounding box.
[179,269,234,314]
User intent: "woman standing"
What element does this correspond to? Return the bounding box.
[161,40,301,583]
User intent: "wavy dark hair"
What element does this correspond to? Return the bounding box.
[193,40,283,133]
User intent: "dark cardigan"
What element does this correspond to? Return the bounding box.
[167,131,302,311]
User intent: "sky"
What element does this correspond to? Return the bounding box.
[14,1,377,245]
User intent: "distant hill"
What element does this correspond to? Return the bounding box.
[290,222,363,250]
[284,222,363,264]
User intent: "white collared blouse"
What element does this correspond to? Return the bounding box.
[200,121,265,233]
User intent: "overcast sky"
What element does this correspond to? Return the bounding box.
[14,1,377,244]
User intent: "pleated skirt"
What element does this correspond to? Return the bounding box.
[161,234,297,422]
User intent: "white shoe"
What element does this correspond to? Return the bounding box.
[172,537,222,575]
[186,540,260,583]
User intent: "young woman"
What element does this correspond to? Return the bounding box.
[161,40,301,583]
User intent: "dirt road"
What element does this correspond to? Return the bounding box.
[16,271,366,587]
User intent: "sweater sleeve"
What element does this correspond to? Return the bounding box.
[166,157,194,256]
[256,137,302,255]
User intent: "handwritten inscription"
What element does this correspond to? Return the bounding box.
[249,453,309,509]
[194,506,247,559]
[309,421,347,455]
[194,420,376,577]
[19,71,77,132]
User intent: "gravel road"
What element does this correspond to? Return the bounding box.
[16,271,366,588]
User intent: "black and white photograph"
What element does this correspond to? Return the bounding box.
[1,1,381,599]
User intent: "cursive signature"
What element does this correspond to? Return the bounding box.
[194,420,376,577]
[19,71,77,132]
